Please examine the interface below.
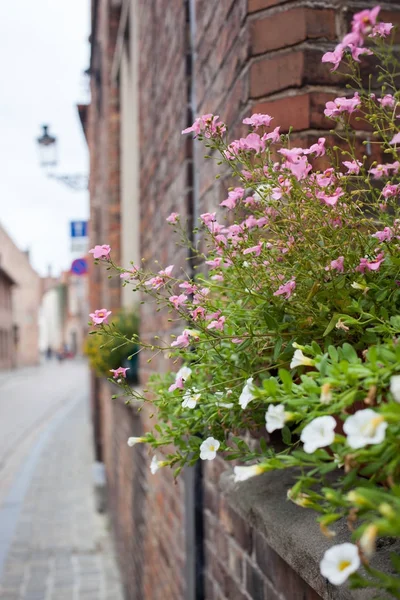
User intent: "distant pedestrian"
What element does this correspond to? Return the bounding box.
[46,346,53,360]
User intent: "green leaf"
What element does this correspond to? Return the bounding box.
[281,426,292,445]
[278,368,292,392]
[260,437,268,453]
[390,552,400,573]
[328,345,339,362]
[273,338,283,361]
[323,314,339,337]
[341,343,358,363]
[264,311,279,330]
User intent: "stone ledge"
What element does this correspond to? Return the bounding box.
[220,468,398,600]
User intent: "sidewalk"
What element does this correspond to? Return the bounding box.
[0,395,123,600]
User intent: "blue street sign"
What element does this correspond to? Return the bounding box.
[70,221,88,238]
[71,258,88,275]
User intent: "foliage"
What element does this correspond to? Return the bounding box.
[84,310,139,381]
[89,8,400,596]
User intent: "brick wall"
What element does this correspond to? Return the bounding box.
[88,1,400,599]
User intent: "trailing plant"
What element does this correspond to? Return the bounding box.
[84,309,139,382]
[89,8,400,596]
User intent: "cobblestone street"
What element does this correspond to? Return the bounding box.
[0,361,123,600]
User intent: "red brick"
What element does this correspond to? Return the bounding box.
[252,92,336,133]
[248,0,289,11]
[250,8,336,55]
[250,51,304,98]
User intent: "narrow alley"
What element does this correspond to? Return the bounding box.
[0,361,123,600]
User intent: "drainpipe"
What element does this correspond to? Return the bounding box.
[185,1,204,600]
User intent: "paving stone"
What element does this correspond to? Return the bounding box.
[0,365,123,600]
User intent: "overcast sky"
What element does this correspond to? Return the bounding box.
[0,0,90,277]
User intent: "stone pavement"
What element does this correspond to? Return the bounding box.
[0,364,124,600]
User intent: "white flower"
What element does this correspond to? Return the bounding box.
[233,464,264,482]
[343,409,387,449]
[150,456,167,475]
[253,184,272,202]
[265,404,286,433]
[390,375,400,403]
[127,436,146,447]
[359,524,378,558]
[287,489,312,508]
[176,365,192,381]
[300,416,336,454]
[290,349,315,369]
[320,383,332,405]
[182,388,201,409]
[320,543,360,585]
[200,437,220,461]
[239,377,255,409]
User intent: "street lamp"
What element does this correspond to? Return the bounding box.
[36,124,88,191]
[36,125,57,167]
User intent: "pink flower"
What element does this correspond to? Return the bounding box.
[348,45,373,62]
[316,168,336,188]
[369,164,390,178]
[341,31,364,47]
[207,316,226,331]
[382,183,400,199]
[169,377,184,392]
[243,113,273,129]
[262,126,281,143]
[356,253,385,273]
[166,212,180,224]
[243,241,263,256]
[169,294,188,308]
[378,94,395,108]
[239,133,265,153]
[120,266,139,280]
[182,114,226,138]
[191,306,206,321]
[89,244,111,259]
[206,257,222,269]
[343,160,362,174]
[372,227,393,242]
[304,137,326,157]
[200,212,216,225]
[317,187,344,206]
[220,187,244,210]
[273,278,296,299]
[390,132,400,146]
[90,309,112,325]
[278,147,304,163]
[326,256,344,273]
[179,281,198,294]
[145,265,174,289]
[193,288,210,304]
[110,367,129,379]
[387,161,400,174]
[285,156,312,181]
[324,94,361,118]
[352,6,381,36]
[171,330,191,348]
[322,45,344,71]
[232,338,244,344]
[159,265,174,277]
[371,22,393,37]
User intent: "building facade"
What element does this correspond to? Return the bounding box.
[0,224,41,368]
[39,271,89,356]
[86,1,400,599]
[0,265,15,370]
